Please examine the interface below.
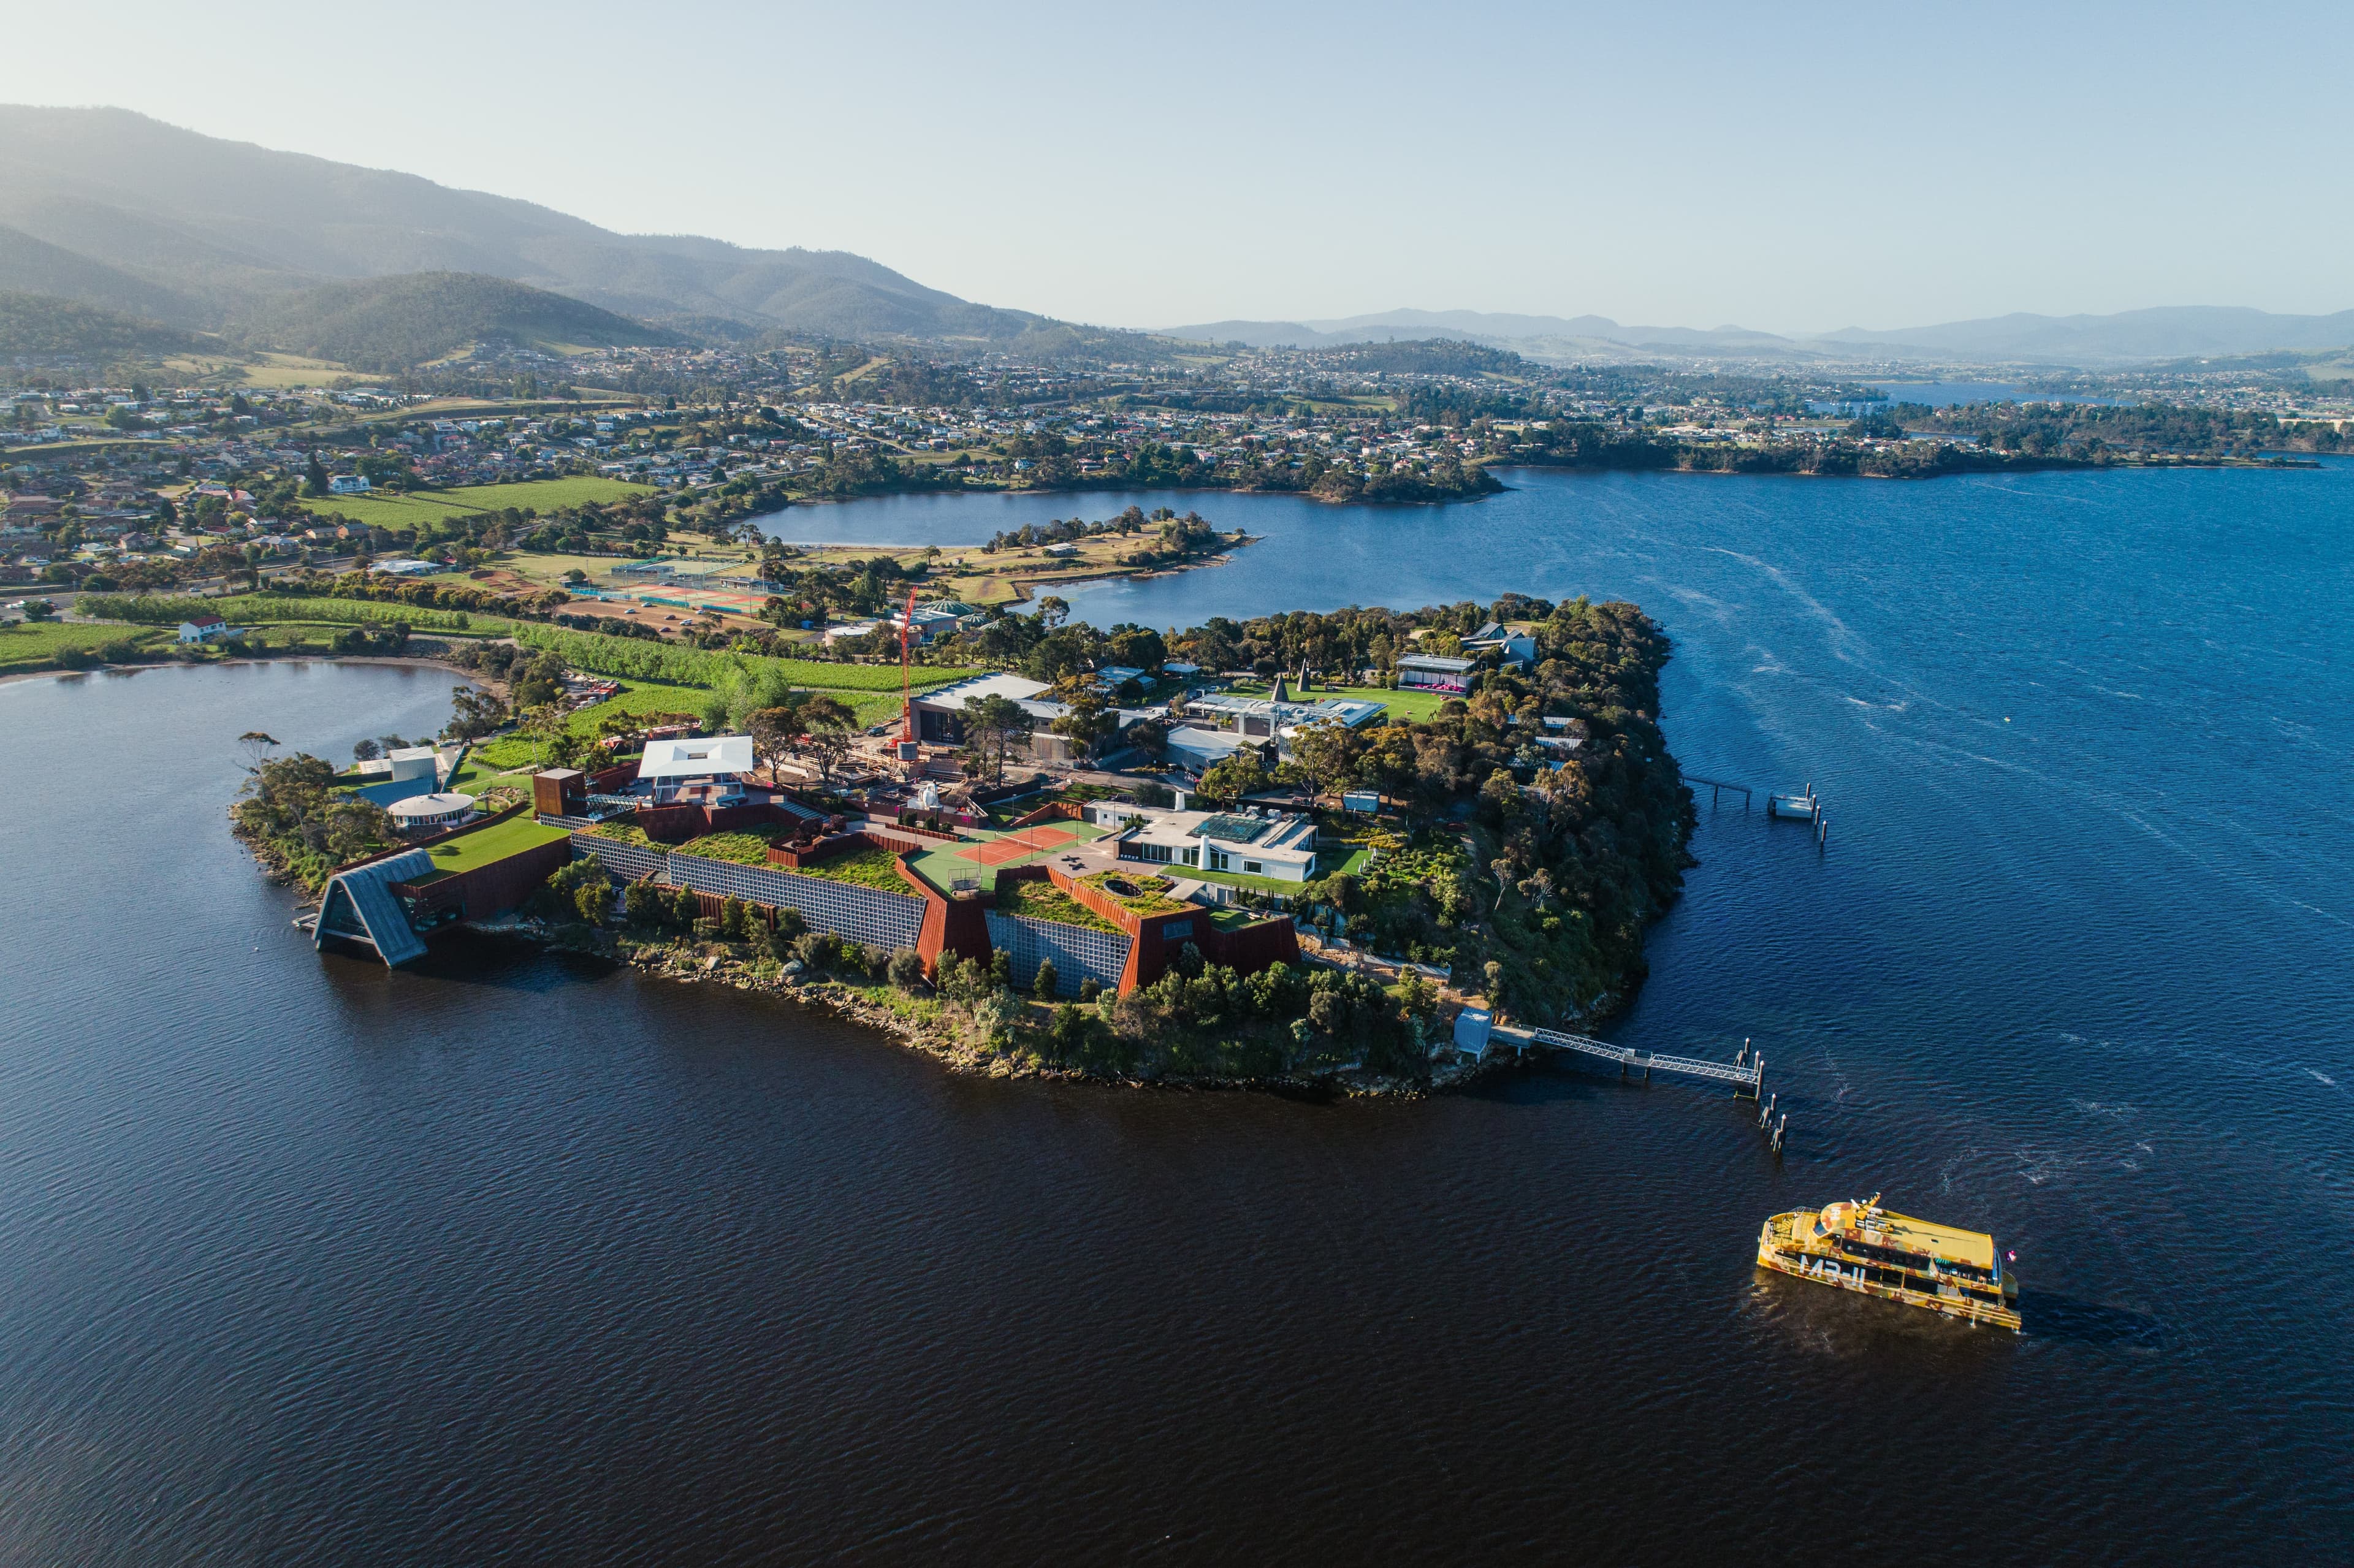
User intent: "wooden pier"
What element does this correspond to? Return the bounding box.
[1685,774,1754,810]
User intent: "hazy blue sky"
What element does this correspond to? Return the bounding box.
[10,1,2349,332]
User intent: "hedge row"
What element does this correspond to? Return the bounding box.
[79,594,512,635]
[505,622,978,693]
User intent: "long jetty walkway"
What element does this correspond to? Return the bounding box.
[1491,1026,1764,1095]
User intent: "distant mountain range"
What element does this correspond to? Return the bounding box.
[1162,305,2354,367]
[0,105,1168,363]
[2,105,2344,373]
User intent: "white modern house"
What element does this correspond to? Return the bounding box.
[639,734,756,805]
[1081,801,1321,881]
[327,474,372,495]
[178,614,230,643]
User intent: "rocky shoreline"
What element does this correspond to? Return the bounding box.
[468,915,1517,1100]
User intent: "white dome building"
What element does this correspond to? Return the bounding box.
[386,792,476,831]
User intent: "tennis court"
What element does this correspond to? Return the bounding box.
[906,821,1110,893]
[956,824,1080,866]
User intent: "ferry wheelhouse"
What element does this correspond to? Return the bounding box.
[1756,1194,2020,1331]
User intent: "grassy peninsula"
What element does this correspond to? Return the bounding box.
[227,581,1694,1095]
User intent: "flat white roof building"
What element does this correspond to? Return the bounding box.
[911,672,1052,745]
[638,735,755,779]
[913,672,1050,711]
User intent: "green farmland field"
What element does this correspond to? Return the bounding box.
[297,476,653,530]
[0,620,169,670]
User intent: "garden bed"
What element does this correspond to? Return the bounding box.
[995,878,1122,934]
[782,842,912,891]
[1078,869,1189,915]
[677,825,795,865]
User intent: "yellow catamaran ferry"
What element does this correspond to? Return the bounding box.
[1757,1194,2021,1330]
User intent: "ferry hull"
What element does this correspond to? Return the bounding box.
[1756,1216,2021,1331]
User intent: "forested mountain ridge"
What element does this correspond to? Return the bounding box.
[0,106,1065,344]
[0,290,195,356]
[242,273,682,370]
[0,221,211,325]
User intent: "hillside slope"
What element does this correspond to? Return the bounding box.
[0,222,210,325]
[244,272,682,368]
[0,290,196,356]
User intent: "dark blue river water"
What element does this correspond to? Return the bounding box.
[2,463,2348,1563]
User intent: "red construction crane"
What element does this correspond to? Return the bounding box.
[899,585,920,747]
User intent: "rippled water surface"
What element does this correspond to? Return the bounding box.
[5,462,2352,1563]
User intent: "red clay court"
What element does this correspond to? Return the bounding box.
[956,826,1080,866]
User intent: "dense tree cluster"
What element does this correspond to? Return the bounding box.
[230,752,398,888]
[1908,400,2333,459]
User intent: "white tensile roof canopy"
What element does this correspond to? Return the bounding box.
[638,734,756,779]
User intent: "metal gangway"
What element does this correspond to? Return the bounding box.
[1523,1029,1762,1095]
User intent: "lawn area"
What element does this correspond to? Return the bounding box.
[416,815,571,876]
[1315,684,1455,722]
[903,820,1110,895]
[677,826,793,865]
[447,758,536,796]
[786,843,912,892]
[993,877,1121,934]
[1178,855,1347,894]
[501,622,980,696]
[297,476,652,530]
[1221,679,1449,723]
[0,621,166,669]
[465,679,710,771]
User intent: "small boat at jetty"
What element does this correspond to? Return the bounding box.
[1767,782,1820,819]
[1756,1193,2021,1330]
